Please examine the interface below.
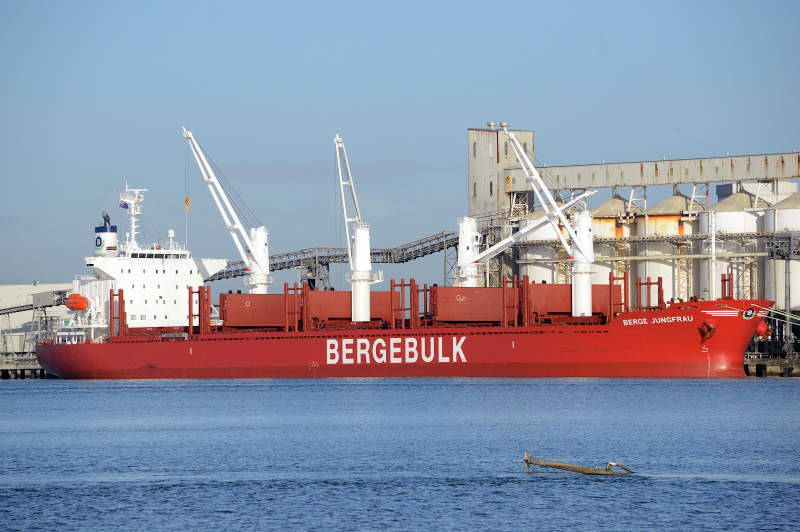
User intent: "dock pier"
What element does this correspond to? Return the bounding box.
[744,356,799,378]
[0,355,47,379]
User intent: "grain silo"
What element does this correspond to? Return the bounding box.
[765,192,800,320]
[698,191,766,300]
[590,195,640,286]
[519,205,564,284]
[637,193,704,303]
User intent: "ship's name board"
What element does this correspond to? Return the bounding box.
[326,337,466,365]
[622,315,694,326]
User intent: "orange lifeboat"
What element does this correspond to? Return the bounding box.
[66,294,89,311]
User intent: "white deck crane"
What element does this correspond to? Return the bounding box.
[457,123,596,317]
[183,128,273,294]
[335,135,383,322]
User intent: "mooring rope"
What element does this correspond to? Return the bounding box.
[730,303,798,327]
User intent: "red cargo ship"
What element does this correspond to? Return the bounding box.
[35,128,772,379]
[36,275,771,379]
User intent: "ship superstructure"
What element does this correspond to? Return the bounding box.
[56,183,226,344]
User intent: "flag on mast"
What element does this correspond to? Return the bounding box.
[119,200,129,209]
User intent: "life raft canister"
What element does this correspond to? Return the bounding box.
[66,294,89,310]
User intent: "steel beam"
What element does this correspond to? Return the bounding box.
[513,153,800,191]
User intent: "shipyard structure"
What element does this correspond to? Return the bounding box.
[467,123,799,358]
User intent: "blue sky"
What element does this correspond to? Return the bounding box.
[1,0,798,290]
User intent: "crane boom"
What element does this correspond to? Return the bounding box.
[183,128,254,266]
[183,127,272,293]
[334,135,382,321]
[335,134,362,269]
[469,189,595,265]
[502,125,590,260]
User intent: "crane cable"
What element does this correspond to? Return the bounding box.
[194,140,262,230]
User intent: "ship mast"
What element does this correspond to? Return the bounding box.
[120,182,147,250]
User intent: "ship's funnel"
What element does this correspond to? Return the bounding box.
[94,224,118,258]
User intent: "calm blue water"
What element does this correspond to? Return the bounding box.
[1,378,798,531]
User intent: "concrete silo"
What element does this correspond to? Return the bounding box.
[699,192,766,300]
[590,196,640,287]
[519,206,564,284]
[765,192,800,324]
[637,193,704,304]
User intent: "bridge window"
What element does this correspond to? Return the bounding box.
[489,182,493,196]
[176,270,178,274]
[504,142,508,156]
[523,142,527,153]
[473,183,476,197]
[140,315,146,320]
[473,142,476,158]
[130,315,136,320]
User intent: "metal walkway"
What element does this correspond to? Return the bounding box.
[206,231,459,287]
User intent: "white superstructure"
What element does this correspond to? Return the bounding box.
[54,184,226,343]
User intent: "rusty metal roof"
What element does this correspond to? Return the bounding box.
[646,194,707,215]
[591,196,643,216]
[771,191,800,210]
[711,191,769,211]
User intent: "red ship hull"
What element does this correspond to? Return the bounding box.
[36,299,770,379]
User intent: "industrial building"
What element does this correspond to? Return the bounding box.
[467,122,800,355]
[0,283,71,376]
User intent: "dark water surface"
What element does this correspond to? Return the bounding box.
[2,378,798,531]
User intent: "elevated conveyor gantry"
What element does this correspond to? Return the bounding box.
[205,231,460,288]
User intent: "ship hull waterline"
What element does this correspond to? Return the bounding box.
[36,302,769,379]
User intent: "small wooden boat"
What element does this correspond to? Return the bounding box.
[524,451,633,476]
